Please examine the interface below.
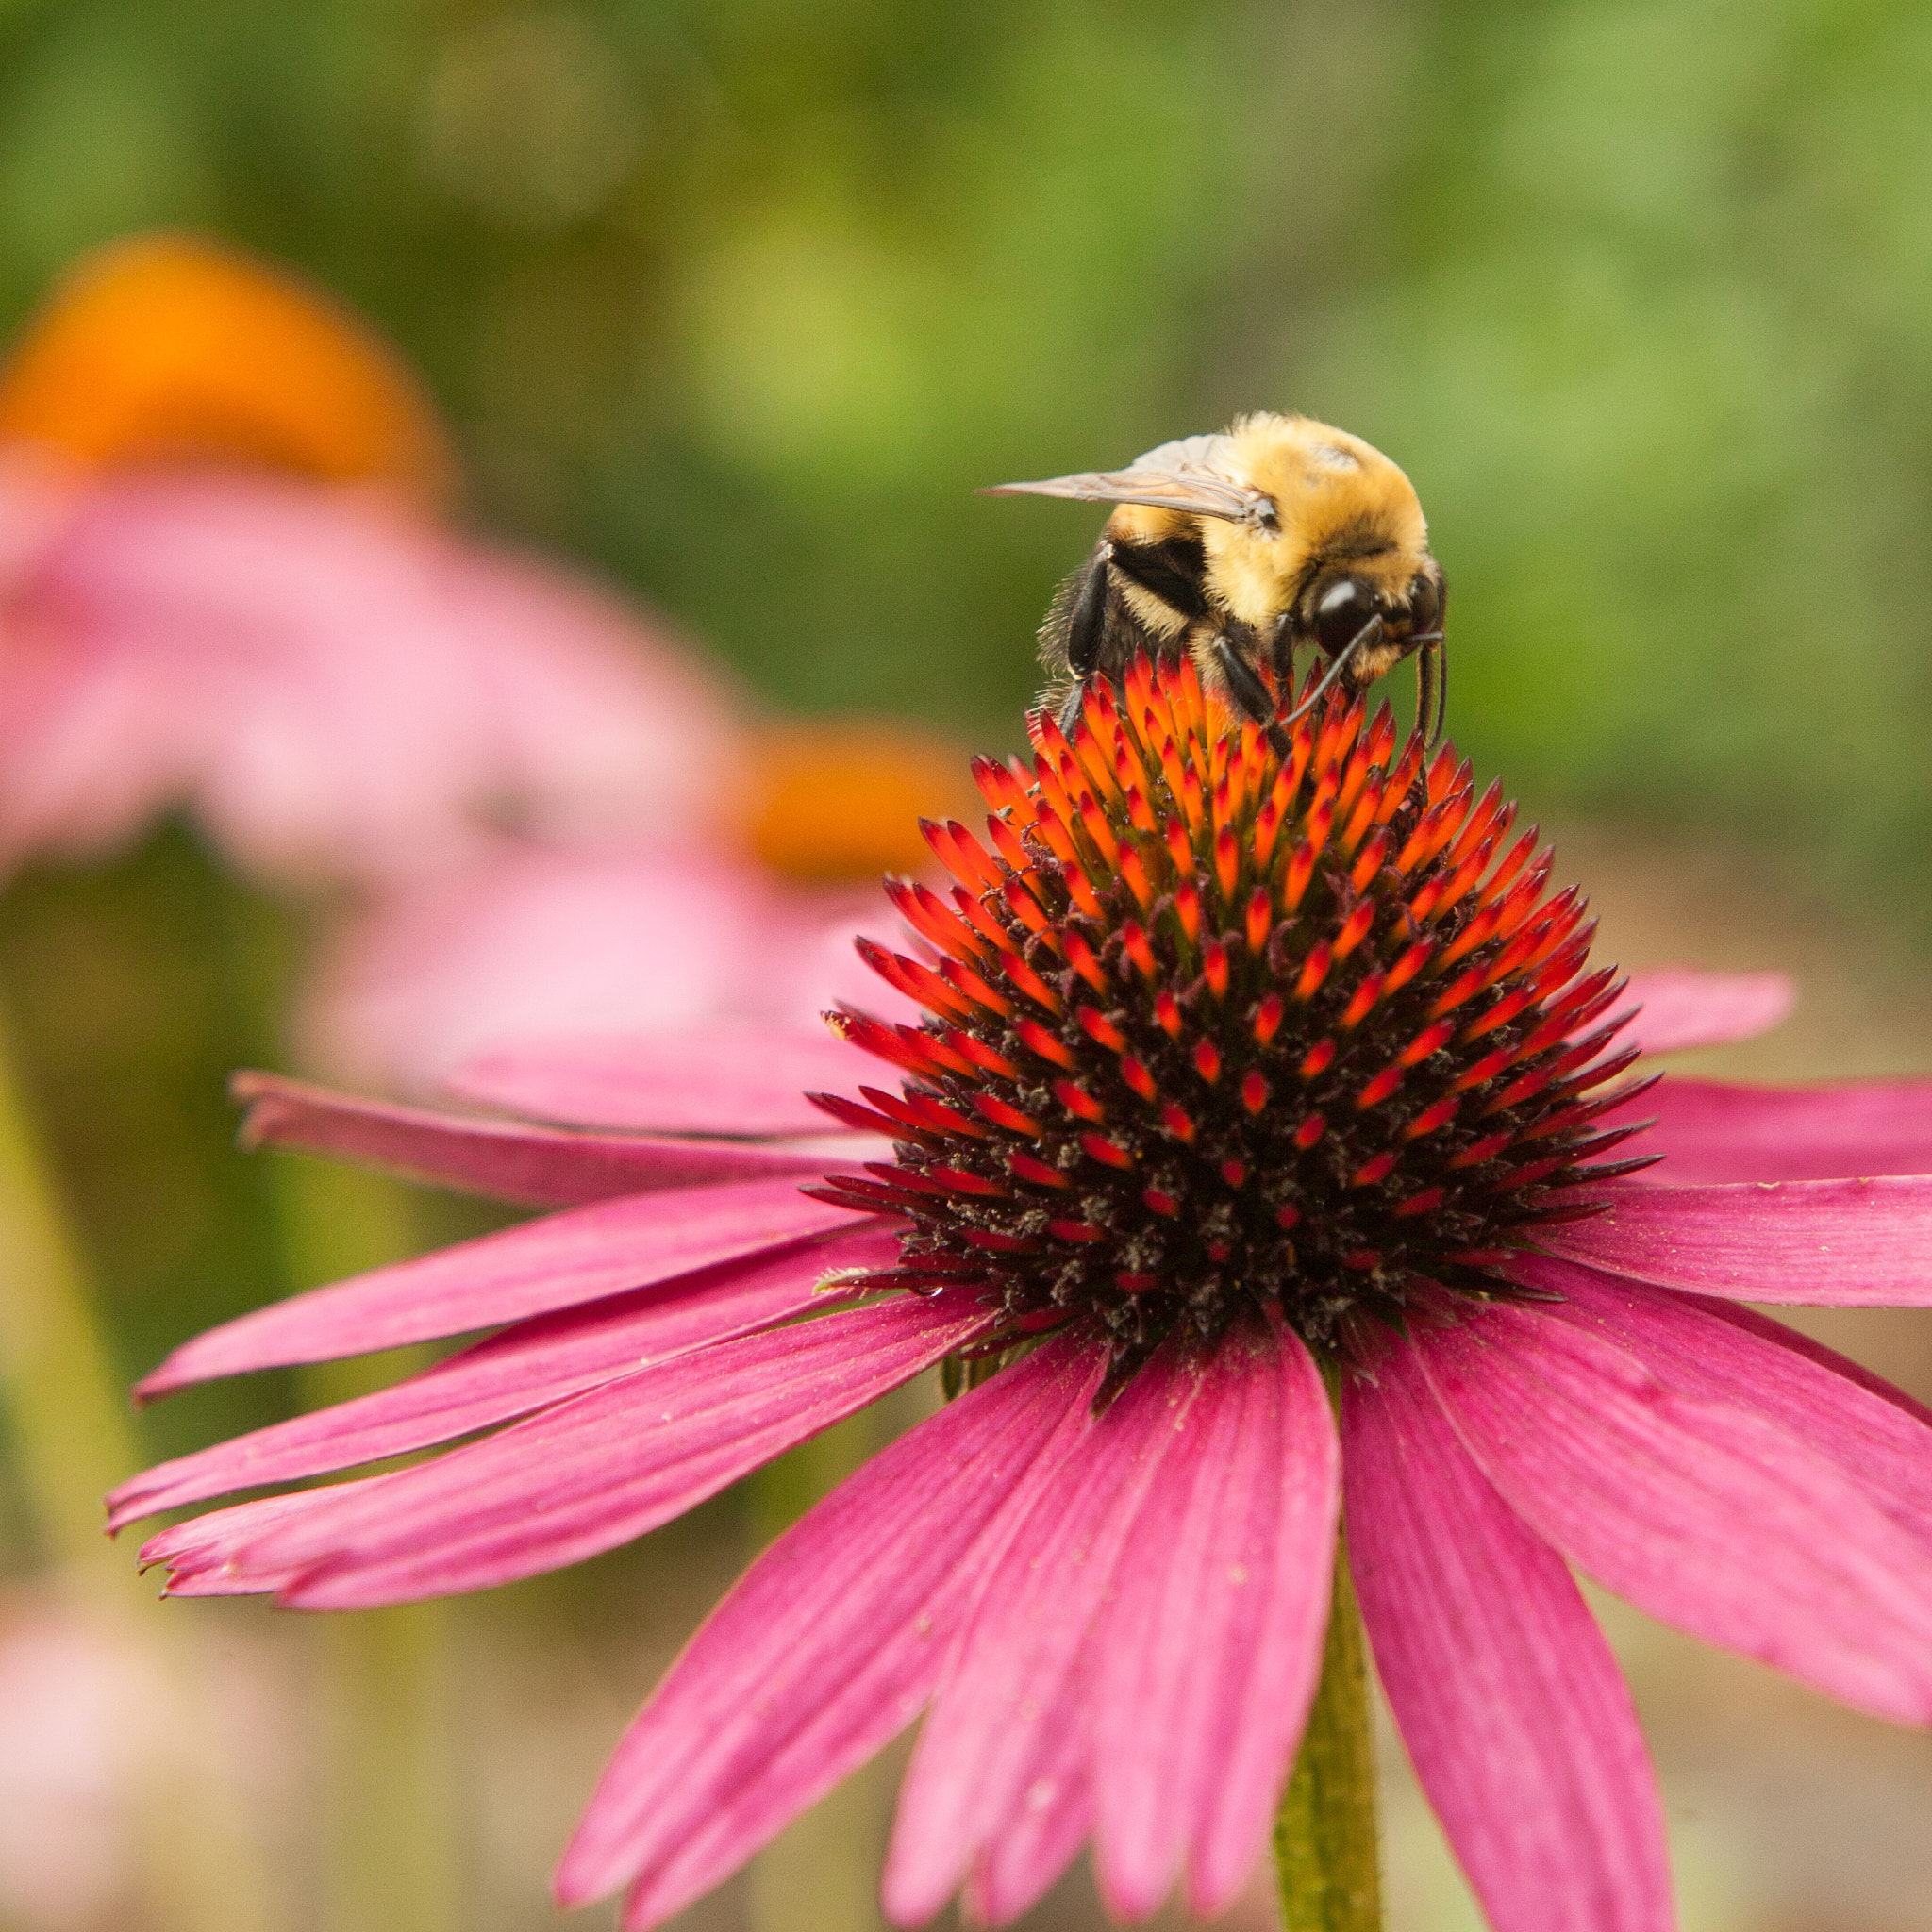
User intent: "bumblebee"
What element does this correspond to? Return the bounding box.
[986,411,1446,747]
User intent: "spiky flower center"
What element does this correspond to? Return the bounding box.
[810,654,1654,1391]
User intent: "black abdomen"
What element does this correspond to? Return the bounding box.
[1040,531,1210,704]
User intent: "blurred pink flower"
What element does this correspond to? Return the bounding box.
[0,237,980,1096]
[295,711,983,1092]
[0,1597,172,1931]
[109,681,1932,1932]
[0,458,739,887]
[0,235,743,890]
[296,839,909,1093]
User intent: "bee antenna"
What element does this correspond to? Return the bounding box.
[1280,616,1381,727]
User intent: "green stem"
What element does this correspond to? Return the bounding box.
[275,1157,461,1932]
[1275,1531,1383,1932]
[0,993,277,1932]
[0,1001,148,1580]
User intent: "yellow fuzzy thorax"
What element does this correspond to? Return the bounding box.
[1095,415,1428,632]
[1208,414,1427,626]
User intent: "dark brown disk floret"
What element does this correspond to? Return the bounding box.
[807,652,1657,1393]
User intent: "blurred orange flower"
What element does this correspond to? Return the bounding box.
[0,233,453,505]
[741,720,977,881]
[0,235,741,888]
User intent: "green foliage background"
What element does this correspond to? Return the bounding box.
[0,12,1927,1924]
[7,0,1927,849]
[1,0,1929,1498]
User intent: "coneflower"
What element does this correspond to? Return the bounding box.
[809,651,1647,1405]
[109,657,1932,1932]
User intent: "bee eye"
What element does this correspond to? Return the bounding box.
[1315,577,1372,656]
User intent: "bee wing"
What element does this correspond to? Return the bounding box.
[981,432,1274,529]
[1128,432,1239,473]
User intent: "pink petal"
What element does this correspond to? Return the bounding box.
[1544,1173,1932,1304]
[552,1338,1103,1924]
[882,1346,1204,1925]
[1622,967,1793,1055]
[1093,1323,1339,1920]
[1517,1258,1932,1521]
[160,1291,992,1609]
[134,1176,865,1397]
[1422,1273,1932,1724]
[448,1026,871,1137]
[425,538,742,854]
[231,1070,875,1206]
[1618,1074,1932,1185]
[107,1226,901,1532]
[960,1654,1095,1928]
[138,1485,355,1598]
[1679,1291,1932,1432]
[1341,1347,1673,1932]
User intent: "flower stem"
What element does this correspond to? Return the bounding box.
[276,1157,461,1932]
[0,999,146,1581]
[0,991,277,1932]
[1274,1531,1382,1932]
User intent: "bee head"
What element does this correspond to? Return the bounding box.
[1303,560,1446,684]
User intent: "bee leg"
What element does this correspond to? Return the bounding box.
[1065,541,1112,677]
[1048,545,1116,740]
[1269,614,1300,704]
[1210,635,1291,758]
[1415,636,1447,744]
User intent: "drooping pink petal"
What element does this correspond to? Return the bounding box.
[1621,967,1794,1056]
[1092,1322,1338,1920]
[1342,1344,1673,1932]
[107,1226,902,1532]
[960,1653,1095,1929]
[882,1347,1204,1925]
[1677,1290,1932,1432]
[552,1339,1104,1926]
[151,1290,994,1609]
[1512,1257,1932,1526]
[230,1071,875,1207]
[1421,1277,1932,1724]
[1618,1074,1932,1186]
[1543,1174,1932,1304]
[133,1176,865,1398]
[447,1026,873,1137]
